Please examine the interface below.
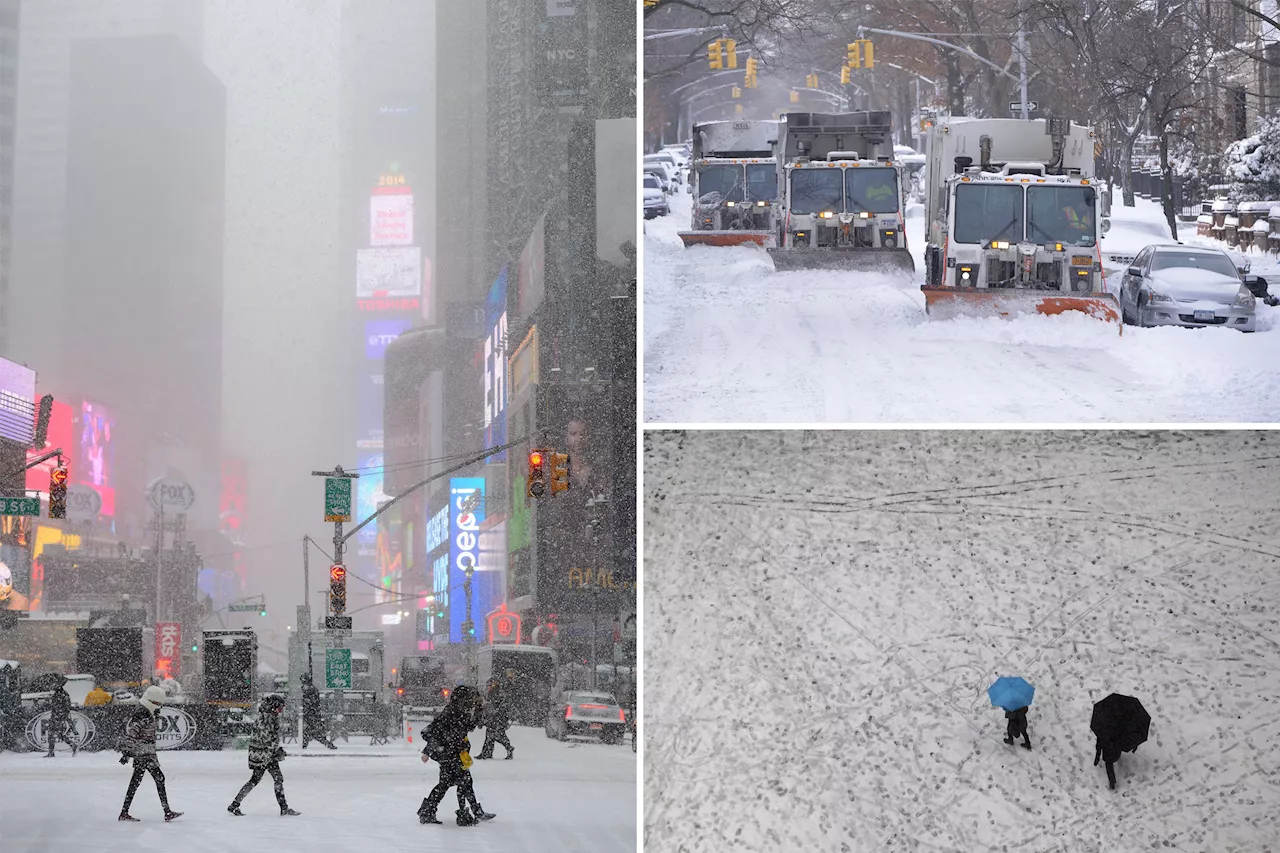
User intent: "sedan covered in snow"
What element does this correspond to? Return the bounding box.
[1119,245,1259,331]
[545,690,627,744]
[644,173,669,219]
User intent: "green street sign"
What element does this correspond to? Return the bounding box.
[325,648,352,689]
[228,604,259,612]
[0,497,40,517]
[324,478,352,523]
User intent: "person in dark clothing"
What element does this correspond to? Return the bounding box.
[45,680,78,757]
[299,673,336,749]
[417,685,495,827]
[1094,737,1123,790]
[118,686,182,822]
[229,695,300,816]
[1003,706,1031,750]
[477,677,514,760]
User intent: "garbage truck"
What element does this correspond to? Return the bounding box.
[679,119,781,247]
[920,116,1121,325]
[768,111,914,273]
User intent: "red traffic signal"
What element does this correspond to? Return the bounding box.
[51,467,68,486]
[49,467,69,519]
[529,450,543,467]
[527,449,547,499]
[330,564,346,583]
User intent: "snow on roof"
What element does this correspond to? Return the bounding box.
[1252,219,1270,232]
[1212,198,1235,211]
[1270,206,1280,219]
[1240,200,1279,213]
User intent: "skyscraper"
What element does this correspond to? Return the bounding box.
[0,0,19,355]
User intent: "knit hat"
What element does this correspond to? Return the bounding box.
[140,685,167,712]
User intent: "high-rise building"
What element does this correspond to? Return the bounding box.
[6,0,202,370]
[62,33,224,544]
[0,0,18,355]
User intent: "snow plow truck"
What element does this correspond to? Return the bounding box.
[920,116,1121,326]
[679,119,781,248]
[768,110,914,274]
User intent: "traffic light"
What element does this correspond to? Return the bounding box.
[841,66,851,85]
[735,103,743,115]
[724,39,737,69]
[806,73,819,88]
[862,39,875,69]
[549,453,570,495]
[527,449,547,499]
[847,42,860,68]
[708,40,723,70]
[790,90,800,103]
[259,607,267,617]
[732,86,741,99]
[329,564,347,615]
[49,467,68,519]
[746,57,758,76]
[191,641,199,653]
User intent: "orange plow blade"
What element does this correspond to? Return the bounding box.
[678,230,773,248]
[921,286,1122,331]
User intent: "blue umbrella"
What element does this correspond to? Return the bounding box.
[988,676,1035,711]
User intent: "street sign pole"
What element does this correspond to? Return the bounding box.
[311,466,358,652]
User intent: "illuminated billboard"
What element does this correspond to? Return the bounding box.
[365,319,412,361]
[449,477,499,643]
[358,373,384,449]
[483,269,508,462]
[356,247,421,298]
[0,357,36,445]
[357,453,385,545]
[516,212,546,319]
[371,193,414,246]
[26,400,74,492]
[76,401,115,517]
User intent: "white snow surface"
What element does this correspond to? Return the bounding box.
[1,727,635,852]
[643,430,1280,852]
[643,190,1280,423]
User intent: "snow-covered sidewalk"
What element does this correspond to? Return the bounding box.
[1,726,635,852]
[644,430,1280,852]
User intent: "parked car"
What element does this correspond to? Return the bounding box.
[545,690,627,745]
[1119,244,1260,331]
[644,154,682,186]
[643,164,673,195]
[644,174,669,219]
[660,144,690,168]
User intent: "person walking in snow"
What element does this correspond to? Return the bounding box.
[1094,736,1123,790]
[417,685,495,827]
[1003,705,1032,750]
[477,677,513,760]
[45,678,78,757]
[118,686,182,822]
[229,695,300,816]
[299,673,336,749]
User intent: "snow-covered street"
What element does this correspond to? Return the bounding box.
[1,727,635,853]
[643,430,1280,852]
[643,190,1280,423]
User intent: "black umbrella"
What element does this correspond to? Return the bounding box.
[1090,693,1151,753]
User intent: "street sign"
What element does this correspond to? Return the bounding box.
[228,604,260,612]
[325,616,353,631]
[1009,101,1038,112]
[65,484,102,521]
[324,477,352,522]
[325,648,352,688]
[0,497,39,516]
[147,478,196,513]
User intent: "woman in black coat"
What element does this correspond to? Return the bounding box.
[1095,737,1123,790]
[229,695,300,816]
[1003,706,1031,750]
[417,685,495,827]
[118,686,182,822]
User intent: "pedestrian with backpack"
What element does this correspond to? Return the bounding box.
[117,686,182,823]
[228,695,300,817]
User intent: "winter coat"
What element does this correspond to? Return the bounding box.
[301,683,323,722]
[484,685,510,729]
[422,703,475,771]
[1095,739,1122,765]
[1005,707,1028,737]
[49,687,71,721]
[248,709,285,769]
[119,707,158,757]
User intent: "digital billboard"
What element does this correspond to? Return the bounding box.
[517,212,547,319]
[0,519,33,611]
[483,268,508,462]
[25,400,74,492]
[365,319,412,361]
[0,357,36,446]
[357,453,385,546]
[356,247,421,298]
[358,372,384,449]
[371,193,414,246]
[449,477,499,643]
[76,401,115,517]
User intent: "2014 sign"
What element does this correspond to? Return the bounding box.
[25,710,95,752]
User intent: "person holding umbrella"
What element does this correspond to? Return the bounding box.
[988,676,1034,750]
[1091,693,1151,791]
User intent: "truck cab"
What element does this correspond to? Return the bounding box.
[680,119,781,247]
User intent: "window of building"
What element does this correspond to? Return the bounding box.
[1232,87,1248,139]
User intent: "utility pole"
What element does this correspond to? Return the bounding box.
[1016,15,1030,121]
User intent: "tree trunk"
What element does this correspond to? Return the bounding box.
[1158,129,1179,241]
[1121,134,1137,207]
[945,52,964,115]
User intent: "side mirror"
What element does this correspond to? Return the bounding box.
[687,184,692,194]
[1101,219,1111,234]
[1126,266,1141,278]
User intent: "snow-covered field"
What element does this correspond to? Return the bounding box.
[1,727,635,852]
[643,187,1280,423]
[643,430,1280,852]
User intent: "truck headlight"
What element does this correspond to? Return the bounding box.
[1234,287,1256,309]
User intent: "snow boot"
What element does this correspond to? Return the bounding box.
[504,748,514,760]
[473,806,496,821]
[118,813,139,822]
[71,743,77,756]
[456,808,478,827]
[1021,741,1032,750]
[44,751,55,758]
[228,805,244,816]
[281,807,301,816]
[419,813,442,825]
[164,811,183,822]
[1002,737,1014,745]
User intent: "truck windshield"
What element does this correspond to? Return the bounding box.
[1026,186,1097,247]
[696,164,745,202]
[789,169,843,215]
[746,164,778,201]
[953,184,1024,244]
[845,167,900,214]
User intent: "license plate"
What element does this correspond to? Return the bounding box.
[1193,310,1216,322]
[1071,256,1093,266]
[589,723,604,730]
